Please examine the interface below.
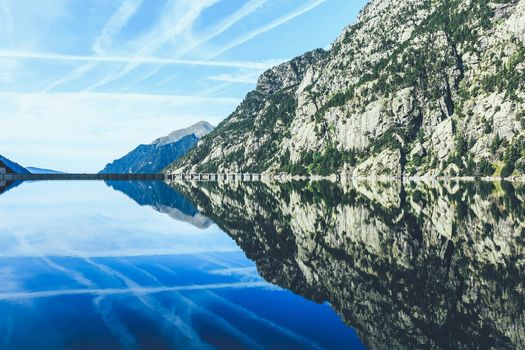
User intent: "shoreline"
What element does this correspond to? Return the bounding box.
[1,172,523,183]
[165,173,525,183]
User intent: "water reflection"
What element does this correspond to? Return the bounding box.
[0,179,21,195]
[173,180,525,350]
[0,180,362,349]
[106,180,212,229]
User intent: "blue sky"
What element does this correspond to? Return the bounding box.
[0,0,368,172]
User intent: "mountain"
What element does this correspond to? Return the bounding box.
[0,155,30,174]
[172,180,525,349]
[106,180,212,229]
[153,121,214,146]
[27,167,64,174]
[100,121,214,174]
[167,0,525,179]
[100,134,199,174]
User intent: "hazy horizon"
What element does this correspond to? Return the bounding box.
[0,0,367,173]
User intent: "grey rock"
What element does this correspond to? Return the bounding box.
[167,0,525,178]
[101,121,214,174]
[153,121,214,146]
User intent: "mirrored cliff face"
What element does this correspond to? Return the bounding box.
[172,180,525,350]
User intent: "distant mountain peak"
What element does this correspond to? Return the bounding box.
[100,134,200,174]
[100,121,215,174]
[26,167,64,175]
[0,155,30,174]
[153,121,215,147]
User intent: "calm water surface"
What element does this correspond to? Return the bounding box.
[0,180,362,350]
[0,179,524,349]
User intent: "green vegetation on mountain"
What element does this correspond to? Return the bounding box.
[166,0,525,178]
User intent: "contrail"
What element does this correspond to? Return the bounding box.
[0,50,274,70]
[0,281,269,301]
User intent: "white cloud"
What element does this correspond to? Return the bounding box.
[92,0,144,55]
[0,91,239,104]
[207,72,260,84]
[0,50,274,69]
[39,0,145,92]
[177,1,325,97]
[84,0,221,91]
[10,0,147,124]
[0,282,269,301]
[0,0,336,172]
[207,0,327,59]
[182,0,268,55]
[0,92,239,172]
[0,59,18,83]
[121,0,269,90]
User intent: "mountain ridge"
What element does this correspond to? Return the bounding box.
[0,155,30,174]
[27,167,64,174]
[166,0,525,179]
[101,121,214,174]
[153,121,214,146]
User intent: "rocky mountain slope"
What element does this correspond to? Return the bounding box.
[167,0,525,178]
[0,155,29,174]
[100,121,214,174]
[173,180,525,349]
[153,121,214,146]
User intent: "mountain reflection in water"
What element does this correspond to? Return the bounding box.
[0,180,363,350]
[1,179,524,349]
[172,180,525,350]
[106,180,213,229]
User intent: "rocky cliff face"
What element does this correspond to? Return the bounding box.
[172,180,525,349]
[167,0,525,178]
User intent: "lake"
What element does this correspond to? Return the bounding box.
[0,179,523,349]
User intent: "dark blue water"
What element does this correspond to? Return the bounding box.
[0,181,365,350]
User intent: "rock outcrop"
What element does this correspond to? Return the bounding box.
[153,121,214,147]
[167,0,525,178]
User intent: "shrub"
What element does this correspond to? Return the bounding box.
[490,134,501,153]
[499,143,521,177]
[477,159,494,176]
[456,135,468,155]
[501,164,514,178]
[516,160,525,174]
[412,154,423,167]
[483,119,492,134]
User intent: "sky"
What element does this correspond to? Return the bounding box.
[0,0,368,173]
